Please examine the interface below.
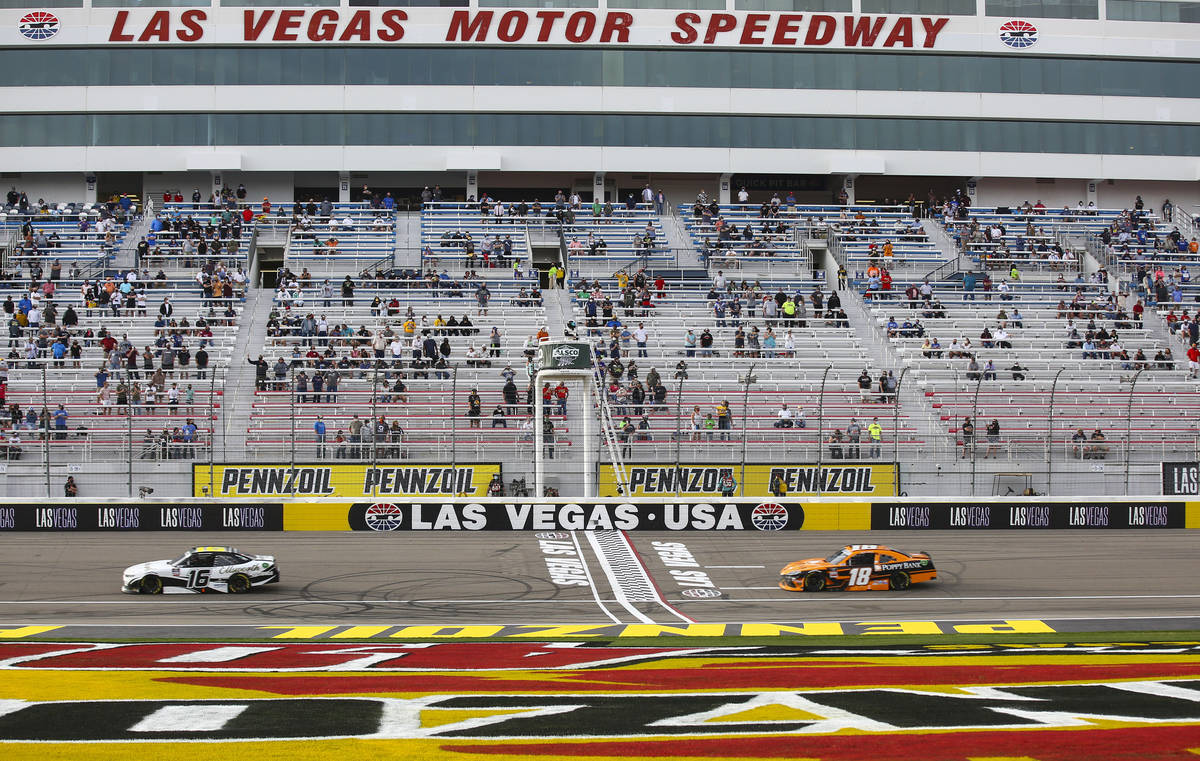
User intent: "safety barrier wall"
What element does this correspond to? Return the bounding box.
[0,497,1197,532]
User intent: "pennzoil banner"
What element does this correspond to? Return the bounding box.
[598,464,896,497]
[193,464,501,498]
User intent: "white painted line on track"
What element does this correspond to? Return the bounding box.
[581,532,656,625]
[706,565,766,569]
[568,530,622,626]
[721,587,779,590]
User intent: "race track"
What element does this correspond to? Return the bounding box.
[1,531,1198,631]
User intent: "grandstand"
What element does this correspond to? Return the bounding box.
[0,4,1198,498]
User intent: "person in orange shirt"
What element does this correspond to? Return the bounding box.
[866,264,880,280]
[1189,238,1198,254]
[883,239,894,258]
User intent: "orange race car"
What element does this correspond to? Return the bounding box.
[779,544,936,592]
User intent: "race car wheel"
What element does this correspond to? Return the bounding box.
[227,573,251,594]
[889,571,911,590]
[802,572,826,592]
[138,575,162,595]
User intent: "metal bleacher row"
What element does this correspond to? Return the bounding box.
[8,193,1200,477]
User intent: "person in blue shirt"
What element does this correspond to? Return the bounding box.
[382,193,395,211]
[962,270,977,301]
[313,415,327,458]
[51,339,66,366]
[53,405,68,440]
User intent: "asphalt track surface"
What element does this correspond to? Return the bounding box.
[0,531,1198,629]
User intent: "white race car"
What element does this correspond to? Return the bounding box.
[121,546,279,594]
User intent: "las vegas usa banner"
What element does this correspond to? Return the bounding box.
[9,8,960,49]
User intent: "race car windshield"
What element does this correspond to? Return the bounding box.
[825,550,850,564]
[170,554,190,566]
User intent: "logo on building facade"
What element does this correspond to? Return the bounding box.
[999,20,1038,48]
[364,503,403,531]
[18,12,59,40]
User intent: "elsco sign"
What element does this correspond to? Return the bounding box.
[540,341,592,370]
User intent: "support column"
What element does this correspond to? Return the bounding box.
[592,172,606,203]
[1086,179,1101,208]
[718,173,732,205]
[83,172,97,205]
[338,174,350,204]
[841,174,857,205]
[210,171,223,204]
[966,177,980,205]
[465,171,479,202]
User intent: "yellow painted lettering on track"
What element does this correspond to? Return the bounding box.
[953,620,1056,634]
[508,624,615,637]
[0,625,61,638]
[618,624,728,637]
[855,621,943,635]
[739,622,845,636]
[259,626,338,639]
[389,625,506,638]
[329,626,392,639]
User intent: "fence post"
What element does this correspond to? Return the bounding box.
[969,372,984,496]
[892,366,907,495]
[371,362,380,497]
[127,378,133,498]
[815,364,832,497]
[674,376,684,499]
[289,365,296,493]
[450,365,457,496]
[1045,367,1065,496]
[1123,368,1144,495]
[42,362,49,497]
[738,363,757,497]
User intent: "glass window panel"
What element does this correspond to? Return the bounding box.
[350,0,468,6]
[222,0,334,6]
[985,0,1099,18]
[0,0,80,6]
[736,0,851,9]
[610,0,723,7]
[861,0,975,12]
[480,0,597,7]
[93,0,206,6]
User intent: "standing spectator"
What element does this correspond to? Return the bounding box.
[716,399,732,441]
[846,418,862,459]
[313,415,326,458]
[467,388,482,428]
[64,476,78,497]
[868,418,883,459]
[984,418,1001,459]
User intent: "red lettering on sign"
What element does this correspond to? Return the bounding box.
[137,11,170,42]
[920,16,949,48]
[565,11,596,43]
[307,9,337,42]
[273,9,304,42]
[446,10,492,42]
[739,14,769,45]
[804,14,836,45]
[883,17,913,47]
[670,13,699,45]
[534,10,564,42]
[844,15,886,46]
[703,13,737,45]
[497,11,528,42]
[177,10,206,42]
[339,10,371,42]
[243,10,273,42]
[108,10,134,42]
[600,12,632,43]
[379,9,406,42]
[771,14,804,46]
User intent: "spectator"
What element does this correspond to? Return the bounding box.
[64,476,78,497]
[313,415,326,458]
[868,418,883,458]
